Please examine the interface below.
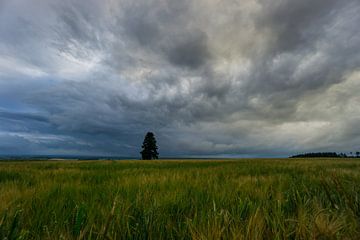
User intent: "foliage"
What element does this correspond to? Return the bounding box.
[140,132,159,160]
[0,158,360,239]
[290,152,345,158]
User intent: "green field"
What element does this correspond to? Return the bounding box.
[1,159,360,239]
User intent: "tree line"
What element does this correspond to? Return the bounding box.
[290,152,360,158]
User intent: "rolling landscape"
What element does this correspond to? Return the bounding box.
[1,158,360,239]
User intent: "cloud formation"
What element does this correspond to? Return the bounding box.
[0,0,359,157]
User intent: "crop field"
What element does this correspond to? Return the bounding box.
[0,158,360,239]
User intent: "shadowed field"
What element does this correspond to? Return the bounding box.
[0,159,360,239]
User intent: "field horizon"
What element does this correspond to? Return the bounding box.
[1,158,360,239]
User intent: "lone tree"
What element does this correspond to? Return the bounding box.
[140,132,159,160]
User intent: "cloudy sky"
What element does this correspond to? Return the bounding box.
[0,0,359,157]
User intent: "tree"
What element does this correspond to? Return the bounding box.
[140,132,159,160]
[356,152,360,158]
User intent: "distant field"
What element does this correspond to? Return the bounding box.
[1,159,360,239]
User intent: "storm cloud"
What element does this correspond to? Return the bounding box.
[0,0,359,157]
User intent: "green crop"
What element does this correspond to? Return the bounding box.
[0,158,359,239]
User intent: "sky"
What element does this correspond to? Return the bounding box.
[0,0,359,158]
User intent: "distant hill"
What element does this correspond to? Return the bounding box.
[0,155,137,161]
[290,152,347,158]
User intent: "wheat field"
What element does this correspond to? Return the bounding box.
[0,159,360,239]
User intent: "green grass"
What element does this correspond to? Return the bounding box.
[0,158,360,239]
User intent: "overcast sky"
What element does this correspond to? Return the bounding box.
[0,0,359,157]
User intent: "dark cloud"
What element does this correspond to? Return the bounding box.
[0,111,47,123]
[257,0,340,52]
[121,3,161,46]
[166,31,210,69]
[0,0,359,157]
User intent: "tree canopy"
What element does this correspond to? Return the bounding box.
[140,132,159,160]
[290,152,345,158]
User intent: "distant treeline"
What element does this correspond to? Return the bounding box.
[290,152,360,158]
[0,155,136,161]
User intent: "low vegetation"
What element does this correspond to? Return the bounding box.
[0,158,360,239]
[290,152,359,158]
